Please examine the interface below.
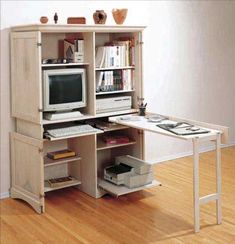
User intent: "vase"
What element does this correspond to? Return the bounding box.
[112,9,128,25]
[93,10,107,24]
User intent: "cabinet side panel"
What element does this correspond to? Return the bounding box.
[68,135,97,197]
[133,31,144,108]
[84,32,96,115]
[11,31,42,123]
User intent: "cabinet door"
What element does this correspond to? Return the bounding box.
[11,31,42,124]
[11,132,44,213]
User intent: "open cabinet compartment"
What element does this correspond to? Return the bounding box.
[96,126,137,150]
[43,139,82,192]
[94,31,143,115]
[41,32,96,117]
[96,127,160,197]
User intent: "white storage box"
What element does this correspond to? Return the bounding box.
[104,155,154,188]
[115,155,153,175]
[124,171,154,188]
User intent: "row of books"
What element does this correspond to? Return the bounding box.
[64,38,84,63]
[95,38,135,68]
[96,70,133,92]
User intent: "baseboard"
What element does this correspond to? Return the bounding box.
[0,191,10,199]
[151,141,235,164]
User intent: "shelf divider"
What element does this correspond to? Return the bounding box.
[41,62,89,68]
[97,140,136,151]
[44,178,81,192]
[44,155,81,167]
[95,66,135,71]
[96,90,134,96]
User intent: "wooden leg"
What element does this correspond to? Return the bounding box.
[193,137,200,233]
[216,134,222,224]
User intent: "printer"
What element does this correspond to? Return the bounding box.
[104,155,154,188]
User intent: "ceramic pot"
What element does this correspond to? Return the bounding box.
[93,10,107,24]
[112,9,128,25]
[40,16,48,24]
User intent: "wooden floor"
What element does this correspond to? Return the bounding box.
[1,146,235,243]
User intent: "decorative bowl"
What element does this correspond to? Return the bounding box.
[112,9,128,25]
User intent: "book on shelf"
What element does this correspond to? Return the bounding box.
[47,176,78,188]
[96,70,132,92]
[95,37,135,68]
[122,69,132,90]
[103,135,130,145]
[95,46,106,68]
[112,40,130,66]
[47,149,76,160]
[64,38,84,63]
[118,37,135,66]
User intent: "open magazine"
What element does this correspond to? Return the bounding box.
[157,122,210,136]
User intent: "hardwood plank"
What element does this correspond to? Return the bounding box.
[1,146,235,243]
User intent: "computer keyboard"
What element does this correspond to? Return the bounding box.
[46,124,99,138]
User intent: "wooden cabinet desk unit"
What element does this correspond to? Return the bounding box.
[10,24,229,233]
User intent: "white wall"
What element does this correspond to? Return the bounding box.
[143,1,235,162]
[1,1,235,197]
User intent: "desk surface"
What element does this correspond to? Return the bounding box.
[109,114,221,141]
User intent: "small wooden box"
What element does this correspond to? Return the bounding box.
[67,17,86,24]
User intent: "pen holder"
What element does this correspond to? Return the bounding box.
[139,106,146,116]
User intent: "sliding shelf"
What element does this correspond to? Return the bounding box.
[98,179,161,197]
[97,140,136,151]
[95,66,135,71]
[42,110,138,125]
[41,62,89,68]
[96,90,134,96]
[44,155,81,167]
[45,129,103,141]
[99,124,129,132]
[44,178,81,192]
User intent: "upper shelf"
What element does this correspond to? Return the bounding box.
[11,24,146,33]
[95,66,135,71]
[96,90,134,96]
[41,63,89,68]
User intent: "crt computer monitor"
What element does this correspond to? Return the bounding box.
[43,68,86,112]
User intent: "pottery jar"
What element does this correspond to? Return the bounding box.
[93,10,107,24]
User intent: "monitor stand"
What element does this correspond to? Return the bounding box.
[44,110,83,120]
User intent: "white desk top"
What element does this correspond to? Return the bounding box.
[109,114,221,141]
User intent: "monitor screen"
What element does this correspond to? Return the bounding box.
[49,74,83,105]
[43,68,86,112]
